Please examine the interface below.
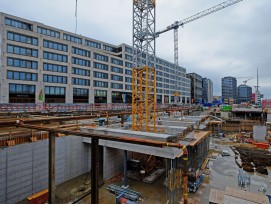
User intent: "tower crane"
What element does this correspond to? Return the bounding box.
[155,0,244,103]
[243,77,253,85]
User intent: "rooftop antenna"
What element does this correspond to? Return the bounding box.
[75,0,78,34]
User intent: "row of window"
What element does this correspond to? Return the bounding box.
[94,53,108,62]
[43,63,67,73]
[93,71,108,79]
[43,74,67,84]
[45,86,65,95]
[7,57,38,69]
[7,31,38,46]
[72,77,90,86]
[5,18,33,31]
[93,62,108,71]
[7,44,38,57]
[72,57,90,67]
[111,66,123,74]
[111,83,123,89]
[72,47,90,57]
[43,51,68,62]
[72,67,90,76]
[111,58,123,66]
[9,83,35,94]
[43,40,68,52]
[73,88,89,96]
[111,74,123,82]
[64,33,82,44]
[7,70,37,81]
[38,26,60,38]
[85,40,101,49]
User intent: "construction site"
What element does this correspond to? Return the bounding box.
[0,0,271,204]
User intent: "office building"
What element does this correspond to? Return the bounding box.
[186,73,202,104]
[202,77,213,103]
[0,12,191,104]
[221,76,237,102]
[237,84,252,104]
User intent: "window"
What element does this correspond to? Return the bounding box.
[103,45,115,52]
[72,47,90,57]
[45,86,65,95]
[93,62,108,71]
[125,77,132,83]
[125,62,133,68]
[164,78,169,83]
[164,84,169,88]
[9,83,35,94]
[125,54,133,61]
[111,83,123,89]
[7,44,38,57]
[7,57,38,69]
[43,51,67,62]
[73,88,89,96]
[157,77,163,82]
[111,74,123,82]
[93,80,108,88]
[93,71,108,79]
[63,33,82,44]
[111,58,123,66]
[7,31,38,46]
[125,69,132,76]
[71,57,90,67]
[43,74,67,84]
[72,77,90,86]
[125,46,133,54]
[43,63,67,73]
[125,85,132,90]
[7,70,37,81]
[156,83,162,88]
[72,67,90,76]
[43,40,67,52]
[111,66,123,74]
[37,26,60,38]
[85,40,101,49]
[94,53,108,62]
[5,17,33,31]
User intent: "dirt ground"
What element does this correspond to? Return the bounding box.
[49,138,271,204]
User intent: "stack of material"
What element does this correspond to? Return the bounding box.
[107,184,141,201]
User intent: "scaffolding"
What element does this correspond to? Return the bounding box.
[132,66,156,132]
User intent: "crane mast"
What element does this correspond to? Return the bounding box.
[156,0,244,103]
[132,0,156,132]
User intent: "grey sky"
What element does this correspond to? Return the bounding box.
[1,0,270,98]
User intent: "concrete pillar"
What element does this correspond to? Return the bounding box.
[123,150,128,188]
[49,132,56,204]
[91,138,99,204]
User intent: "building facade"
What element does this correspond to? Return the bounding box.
[186,73,202,104]
[221,76,237,102]
[237,84,252,104]
[202,77,213,103]
[0,12,191,104]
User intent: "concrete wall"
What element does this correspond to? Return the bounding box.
[0,136,90,204]
[103,147,125,181]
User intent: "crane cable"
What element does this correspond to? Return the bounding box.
[75,0,78,34]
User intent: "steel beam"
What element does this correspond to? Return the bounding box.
[91,138,99,204]
[49,132,56,204]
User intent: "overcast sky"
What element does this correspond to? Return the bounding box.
[1,0,270,98]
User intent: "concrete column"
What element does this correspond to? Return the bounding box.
[49,132,56,204]
[123,150,128,187]
[91,138,99,204]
